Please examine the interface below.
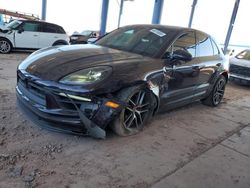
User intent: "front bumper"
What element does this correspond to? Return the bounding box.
[16,71,122,138]
[229,73,250,85]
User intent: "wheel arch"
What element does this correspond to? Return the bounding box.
[0,37,13,48]
[114,80,160,115]
[221,71,229,82]
[52,40,69,46]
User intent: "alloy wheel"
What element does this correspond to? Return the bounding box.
[123,90,150,131]
[213,78,226,105]
[0,40,11,53]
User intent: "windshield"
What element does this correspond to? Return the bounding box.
[6,20,21,29]
[81,30,92,36]
[236,50,250,61]
[96,27,169,57]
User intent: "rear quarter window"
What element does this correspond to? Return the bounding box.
[42,23,65,34]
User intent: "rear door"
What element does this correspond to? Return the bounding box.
[15,21,41,48]
[160,31,200,109]
[39,23,66,48]
[193,31,223,100]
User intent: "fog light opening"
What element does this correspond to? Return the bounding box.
[105,101,120,109]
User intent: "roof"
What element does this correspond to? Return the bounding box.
[120,24,210,37]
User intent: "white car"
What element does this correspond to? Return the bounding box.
[0,20,69,53]
[229,49,250,85]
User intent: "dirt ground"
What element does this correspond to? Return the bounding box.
[0,52,250,188]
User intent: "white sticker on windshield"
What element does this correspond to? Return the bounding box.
[150,29,166,37]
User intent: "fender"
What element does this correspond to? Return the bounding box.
[205,69,228,98]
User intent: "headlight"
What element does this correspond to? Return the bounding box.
[59,66,112,85]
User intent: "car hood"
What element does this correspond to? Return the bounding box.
[0,25,9,32]
[18,44,146,81]
[230,57,250,68]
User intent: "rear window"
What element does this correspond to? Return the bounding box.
[236,50,250,60]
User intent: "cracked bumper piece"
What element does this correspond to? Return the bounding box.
[16,82,122,138]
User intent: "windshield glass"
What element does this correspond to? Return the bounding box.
[81,30,92,36]
[236,50,250,60]
[6,20,21,29]
[96,27,169,57]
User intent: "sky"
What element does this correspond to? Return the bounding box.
[0,0,249,47]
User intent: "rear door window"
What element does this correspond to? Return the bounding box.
[43,23,60,33]
[196,32,213,57]
[211,39,220,55]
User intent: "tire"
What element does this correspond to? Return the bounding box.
[0,38,12,54]
[111,86,155,136]
[202,75,226,107]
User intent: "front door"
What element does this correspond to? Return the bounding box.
[15,22,40,49]
[159,31,200,110]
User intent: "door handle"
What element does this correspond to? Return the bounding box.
[33,34,38,37]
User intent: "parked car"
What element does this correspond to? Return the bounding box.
[16,24,228,139]
[229,49,250,85]
[70,30,99,44]
[0,19,69,53]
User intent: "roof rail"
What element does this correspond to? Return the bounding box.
[0,8,40,21]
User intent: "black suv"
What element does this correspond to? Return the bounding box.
[16,25,228,138]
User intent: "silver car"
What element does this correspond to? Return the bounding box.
[229,49,250,85]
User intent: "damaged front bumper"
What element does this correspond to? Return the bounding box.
[16,71,123,139]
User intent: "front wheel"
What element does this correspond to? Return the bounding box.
[202,75,226,106]
[0,38,12,54]
[111,86,154,136]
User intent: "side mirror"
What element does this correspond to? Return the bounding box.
[18,27,24,34]
[172,49,192,62]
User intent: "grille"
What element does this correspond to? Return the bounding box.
[17,72,98,118]
[230,64,250,77]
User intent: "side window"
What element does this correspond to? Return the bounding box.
[170,32,196,57]
[43,24,58,33]
[196,32,213,57]
[22,22,39,32]
[57,26,66,34]
[211,39,220,55]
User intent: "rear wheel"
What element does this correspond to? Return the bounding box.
[202,75,226,106]
[111,86,154,136]
[0,38,12,54]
